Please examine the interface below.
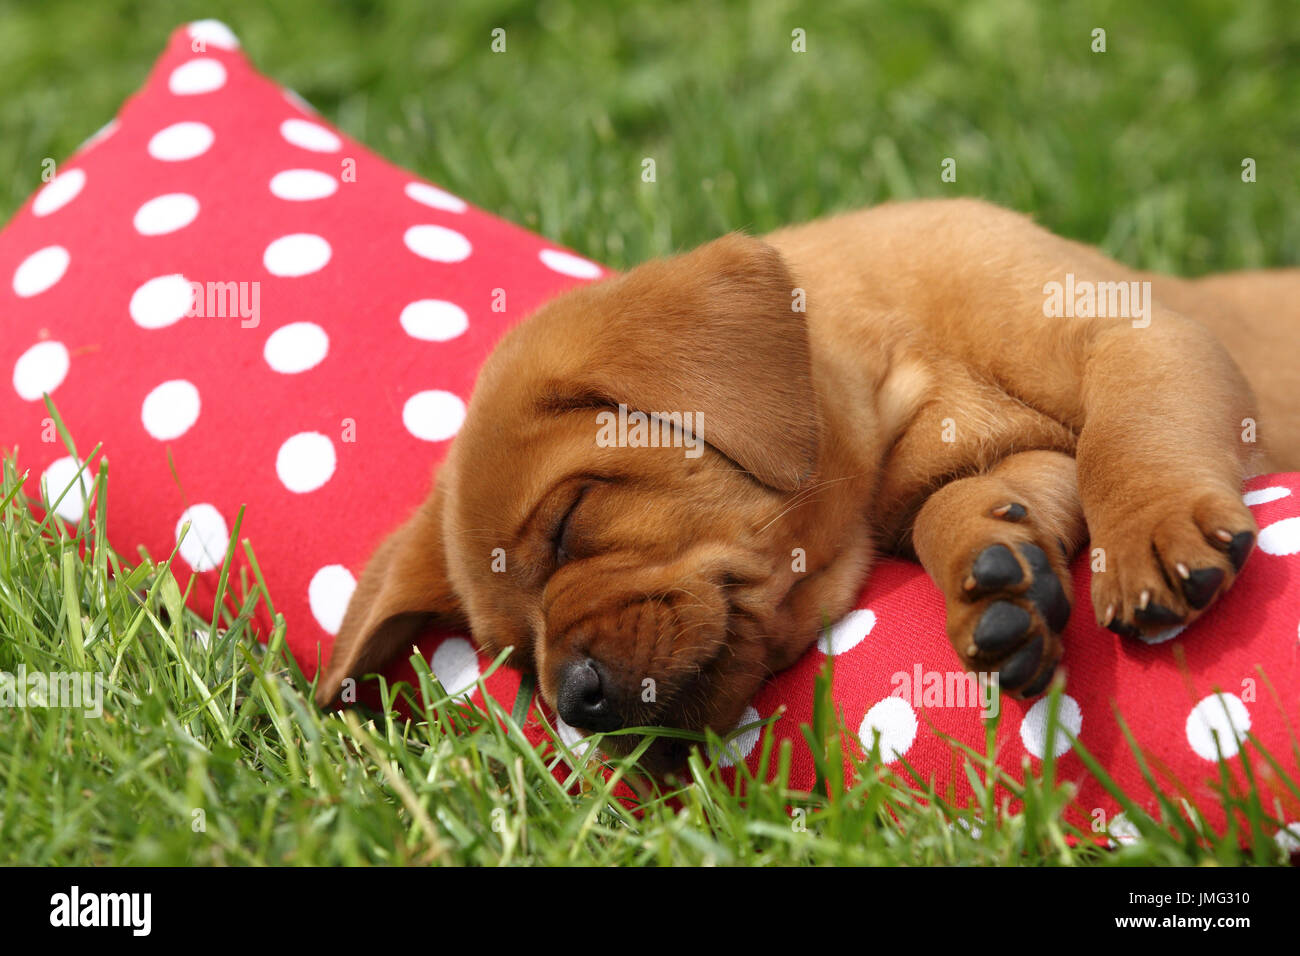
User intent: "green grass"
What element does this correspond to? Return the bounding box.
[1,419,1296,865]
[1,0,1297,865]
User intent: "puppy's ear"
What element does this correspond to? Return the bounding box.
[314,486,465,707]
[552,232,818,491]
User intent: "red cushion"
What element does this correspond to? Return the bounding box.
[4,21,1296,844]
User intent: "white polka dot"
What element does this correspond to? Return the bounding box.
[1107,812,1142,847]
[147,121,214,161]
[12,341,70,401]
[539,248,602,279]
[12,245,70,297]
[404,224,472,263]
[141,380,200,440]
[1244,486,1291,507]
[859,696,918,763]
[399,300,468,342]
[32,169,86,217]
[431,637,480,700]
[175,503,228,573]
[555,717,590,757]
[280,118,341,153]
[715,705,761,768]
[1186,692,1250,760]
[1020,694,1082,759]
[263,233,331,277]
[77,118,118,152]
[263,322,329,374]
[168,58,227,95]
[1139,624,1185,646]
[133,193,200,235]
[309,565,356,635]
[402,390,466,442]
[818,608,876,655]
[129,274,193,329]
[276,432,336,493]
[1259,517,1300,556]
[404,182,467,213]
[42,456,92,522]
[187,19,239,50]
[269,169,337,201]
[1276,822,1300,856]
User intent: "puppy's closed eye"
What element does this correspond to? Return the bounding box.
[548,483,591,567]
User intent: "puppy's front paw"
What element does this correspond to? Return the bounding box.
[942,504,1071,699]
[1089,487,1257,640]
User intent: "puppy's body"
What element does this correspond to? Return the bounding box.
[769,200,1297,545]
[319,198,1298,768]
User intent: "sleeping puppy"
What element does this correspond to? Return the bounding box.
[314,198,1299,770]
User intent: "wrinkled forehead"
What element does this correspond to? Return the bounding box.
[449,409,607,528]
[450,402,719,541]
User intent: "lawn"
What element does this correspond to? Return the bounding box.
[0,0,1296,865]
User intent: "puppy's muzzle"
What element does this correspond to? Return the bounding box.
[556,657,624,732]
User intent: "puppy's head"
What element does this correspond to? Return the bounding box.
[316,234,829,770]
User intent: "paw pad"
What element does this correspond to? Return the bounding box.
[1134,601,1183,628]
[1227,530,1255,571]
[1178,566,1224,610]
[1020,543,1071,631]
[998,634,1044,691]
[958,539,1072,699]
[1106,618,1141,640]
[967,543,1023,594]
[972,600,1032,653]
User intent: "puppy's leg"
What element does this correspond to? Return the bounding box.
[1074,313,1258,638]
[880,202,1259,638]
[913,451,1085,697]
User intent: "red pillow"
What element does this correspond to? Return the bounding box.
[4,21,1296,845]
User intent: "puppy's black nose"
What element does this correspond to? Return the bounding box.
[556,658,622,732]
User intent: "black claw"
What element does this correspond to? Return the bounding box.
[998,635,1044,690]
[1134,601,1183,627]
[1018,661,1057,698]
[973,601,1032,654]
[996,502,1028,522]
[1107,618,1141,640]
[1180,567,1224,610]
[1228,531,1255,572]
[1019,543,1071,632]
[971,544,1023,592]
